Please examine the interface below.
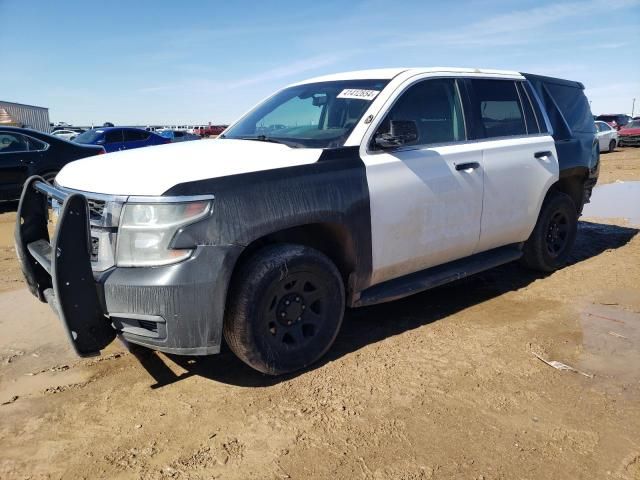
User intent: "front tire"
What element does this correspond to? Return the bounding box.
[609,139,616,153]
[224,244,345,375]
[520,191,578,272]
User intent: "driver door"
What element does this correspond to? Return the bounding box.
[361,78,484,285]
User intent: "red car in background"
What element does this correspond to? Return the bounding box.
[194,125,227,137]
[596,114,632,130]
[618,119,640,147]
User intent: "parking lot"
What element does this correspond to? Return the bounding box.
[1,148,639,479]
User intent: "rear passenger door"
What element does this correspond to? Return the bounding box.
[123,129,152,150]
[466,79,558,253]
[103,129,125,152]
[362,77,484,285]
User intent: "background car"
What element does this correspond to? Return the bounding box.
[157,129,201,143]
[595,114,632,130]
[194,125,227,137]
[618,119,640,147]
[0,126,104,201]
[73,126,169,152]
[51,129,80,141]
[595,120,619,152]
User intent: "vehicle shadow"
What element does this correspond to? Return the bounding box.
[132,220,638,389]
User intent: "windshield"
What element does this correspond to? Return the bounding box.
[157,130,173,138]
[74,129,104,144]
[223,79,389,148]
[624,120,640,129]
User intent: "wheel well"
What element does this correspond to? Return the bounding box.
[550,174,587,214]
[233,223,356,285]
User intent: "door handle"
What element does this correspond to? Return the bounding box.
[455,162,480,171]
[534,151,552,159]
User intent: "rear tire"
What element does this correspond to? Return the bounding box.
[608,139,616,153]
[224,244,345,375]
[520,191,578,272]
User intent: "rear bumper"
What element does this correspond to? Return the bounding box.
[15,176,241,357]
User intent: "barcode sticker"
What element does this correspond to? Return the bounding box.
[337,89,380,100]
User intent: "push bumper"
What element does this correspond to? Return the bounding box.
[15,176,241,357]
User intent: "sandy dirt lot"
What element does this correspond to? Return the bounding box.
[1,148,639,479]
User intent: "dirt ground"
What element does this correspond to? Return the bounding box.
[1,148,639,479]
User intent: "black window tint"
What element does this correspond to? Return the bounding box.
[123,130,149,141]
[175,131,184,137]
[27,137,47,151]
[546,83,593,133]
[374,78,465,148]
[516,82,539,134]
[104,130,123,144]
[523,82,549,134]
[472,80,526,138]
[0,133,29,153]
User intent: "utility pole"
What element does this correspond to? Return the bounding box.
[632,98,636,117]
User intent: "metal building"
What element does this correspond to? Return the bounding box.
[0,101,51,132]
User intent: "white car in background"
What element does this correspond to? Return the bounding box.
[51,129,80,141]
[595,120,618,153]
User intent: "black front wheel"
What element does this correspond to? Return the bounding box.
[224,244,345,375]
[609,139,616,153]
[520,191,578,272]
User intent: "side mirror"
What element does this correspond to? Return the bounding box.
[374,120,419,149]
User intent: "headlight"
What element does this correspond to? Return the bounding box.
[116,201,210,267]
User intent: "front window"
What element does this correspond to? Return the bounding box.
[624,120,640,129]
[223,79,389,148]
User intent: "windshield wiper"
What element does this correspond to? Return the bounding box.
[238,135,301,148]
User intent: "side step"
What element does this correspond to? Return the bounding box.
[354,244,523,307]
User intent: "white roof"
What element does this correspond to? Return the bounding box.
[292,67,522,86]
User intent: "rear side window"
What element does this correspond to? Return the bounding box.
[27,137,47,151]
[104,130,124,144]
[516,82,540,134]
[123,130,150,142]
[471,80,526,138]
[373,78,466,148]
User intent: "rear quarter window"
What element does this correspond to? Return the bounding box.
[546,83,594,133]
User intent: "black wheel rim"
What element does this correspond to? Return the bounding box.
[545,211,570,257]
[263,271,328,349]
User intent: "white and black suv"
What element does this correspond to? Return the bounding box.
[15,68,598,375]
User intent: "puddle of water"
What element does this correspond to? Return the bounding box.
[577,303,640,392]
[582,181,640,226]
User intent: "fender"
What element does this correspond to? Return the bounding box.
[166,146,374,294]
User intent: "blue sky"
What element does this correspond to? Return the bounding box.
[1,0,639,125]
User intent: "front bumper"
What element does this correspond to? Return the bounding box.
[619,135,640,147]
[15,177,241,357]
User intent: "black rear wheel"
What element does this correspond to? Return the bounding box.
[520,191,578,272]
[224,244,345,375]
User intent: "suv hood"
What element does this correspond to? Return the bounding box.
[619,127,640,136]
[56,139,323,196]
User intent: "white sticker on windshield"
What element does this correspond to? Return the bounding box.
[337,89,380,100]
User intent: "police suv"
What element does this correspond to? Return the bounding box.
[15,67,598,375]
